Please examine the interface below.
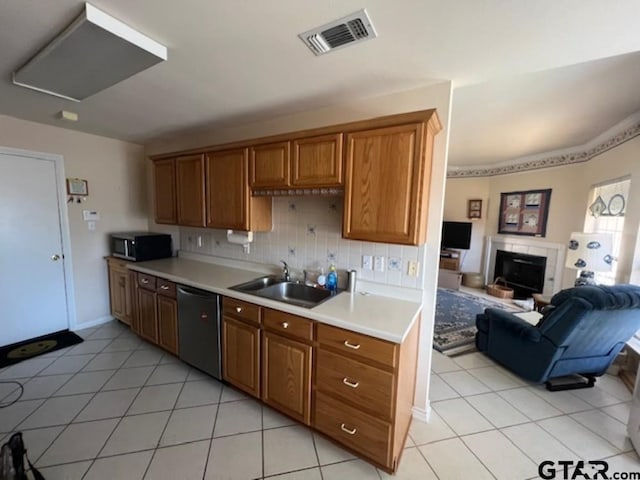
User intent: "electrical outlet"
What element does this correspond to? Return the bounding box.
[374,256,385,272]
[197,235,203,248]
[362,255,373,270]
[407,260,420,277]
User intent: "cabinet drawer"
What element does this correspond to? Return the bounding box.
[316,324,397,369]
[314,391,391,467]
[316,349,395,420]
[138,273,157,291]
[156,278,176,298]
[263,309,313,342]
[223,297,261,325]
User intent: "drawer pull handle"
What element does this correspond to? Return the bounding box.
[160,285,169,290]
[342,378,359,388]
[340,424,357,435]
[282,322,289,329]
[141,278,149,284]
[343,340,361,350]
[235,307,242,313]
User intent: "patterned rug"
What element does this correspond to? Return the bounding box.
[434,288,516,356]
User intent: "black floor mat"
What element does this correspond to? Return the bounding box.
[0,330,84,368]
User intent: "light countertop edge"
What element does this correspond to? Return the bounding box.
[126,258,421,344]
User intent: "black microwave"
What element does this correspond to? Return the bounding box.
[110,232,172,262]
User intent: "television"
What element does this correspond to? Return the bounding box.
[441,221,472,250]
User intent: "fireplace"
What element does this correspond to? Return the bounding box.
[494,250,547,299]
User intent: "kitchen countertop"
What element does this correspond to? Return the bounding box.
[127,257,421,343]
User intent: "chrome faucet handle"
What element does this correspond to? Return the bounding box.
[280,260,290,281]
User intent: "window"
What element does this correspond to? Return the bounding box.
[583,177,630,285]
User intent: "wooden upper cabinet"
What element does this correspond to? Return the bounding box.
[176,154,206,227]
[292,133,343,187]
[343,123,433,245]
[206,149,272,231]
[249,141,291,188]
[154,158,177,224]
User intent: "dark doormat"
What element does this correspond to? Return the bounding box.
[0,330,84,368]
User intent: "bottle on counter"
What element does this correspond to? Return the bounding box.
[326,265,338,295]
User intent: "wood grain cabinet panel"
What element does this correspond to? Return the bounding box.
[107,257,133,326]
[206,148,272,231]
[343,123,431,245]
[153,158,177,224]
[292,133,343,187]
[157,294,178,355]
[138,287,158,344]
[222,316,261,398]
[129,271,140,335]
[249,141,291,188]
[262,331,312,425]
[176,154,206,227]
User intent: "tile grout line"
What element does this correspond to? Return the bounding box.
[201,378,224,480]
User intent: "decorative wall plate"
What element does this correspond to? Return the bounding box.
[589,196,607,217]
[607,194,625,216]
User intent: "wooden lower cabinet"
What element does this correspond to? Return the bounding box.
[157,295,178,355]
[222,315,261,398]
[138,287,158,343]
[262,331,311,425]
[106,257,134,325]
[129,271,140,335]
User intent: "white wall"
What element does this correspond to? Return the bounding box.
[146,82,454,415]
[0,114,147,327]
[445,134,640,288]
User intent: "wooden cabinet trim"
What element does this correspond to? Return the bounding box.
[150,109,440,161]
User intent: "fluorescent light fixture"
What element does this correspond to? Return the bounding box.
[12,3,167,102]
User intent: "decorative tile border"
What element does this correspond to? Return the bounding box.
[448,122,640,178]
[253,187,344,196]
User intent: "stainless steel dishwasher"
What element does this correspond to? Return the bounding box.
[177,285,222,380]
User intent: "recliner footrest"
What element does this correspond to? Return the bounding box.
[545,374,596,391]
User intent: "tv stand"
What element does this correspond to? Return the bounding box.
[440,249,460,271]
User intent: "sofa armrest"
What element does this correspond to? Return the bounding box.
[478,308,542,342]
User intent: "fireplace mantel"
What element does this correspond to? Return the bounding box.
[484,236,566,297]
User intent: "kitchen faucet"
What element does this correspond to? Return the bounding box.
[280,260,290,282]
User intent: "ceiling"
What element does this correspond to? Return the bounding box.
[1,1,639,166]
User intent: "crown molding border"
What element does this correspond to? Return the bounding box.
[448,112,640,178]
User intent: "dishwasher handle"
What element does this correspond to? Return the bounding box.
[177,285,218,299]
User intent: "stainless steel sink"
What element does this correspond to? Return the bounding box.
[230,276,335,308]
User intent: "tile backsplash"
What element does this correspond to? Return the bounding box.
[180,197,425,288]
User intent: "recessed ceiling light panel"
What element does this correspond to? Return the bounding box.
[12,3,167,102]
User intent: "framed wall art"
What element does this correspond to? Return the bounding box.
[468,199,482,219]
[498,188,552,237]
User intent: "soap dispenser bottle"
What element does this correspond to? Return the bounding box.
[327,265,338,295]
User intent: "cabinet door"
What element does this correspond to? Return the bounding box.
[222,316,260,398]
[262,331,312,425]
[129,271,141,335]
[249,142,290,188]
[157,295,179,355]
[108,267,127,322]
[343,123,425,245]
[206,148,249,230]
[292,133,343,187]
[154,158,177,224]
[176,154,206,227]
[138,288,158,344]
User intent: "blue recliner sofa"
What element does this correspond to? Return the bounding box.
[476,285,640,389]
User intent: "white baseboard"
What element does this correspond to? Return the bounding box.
[71,315,114,331]
[412,404,431,423]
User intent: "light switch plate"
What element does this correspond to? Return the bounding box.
[362,255,373,270]
[374,256,385,272]
[407,260,420,277]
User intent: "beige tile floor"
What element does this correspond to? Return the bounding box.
[0,321,639,479]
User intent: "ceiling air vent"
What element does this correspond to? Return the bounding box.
[299,9,377,56]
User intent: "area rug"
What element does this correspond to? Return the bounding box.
[434,288,516,356]
[0,330,83,368]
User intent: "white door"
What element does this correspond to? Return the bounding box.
[0,151,69,346]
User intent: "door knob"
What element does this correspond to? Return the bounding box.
[51,254,61,261]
